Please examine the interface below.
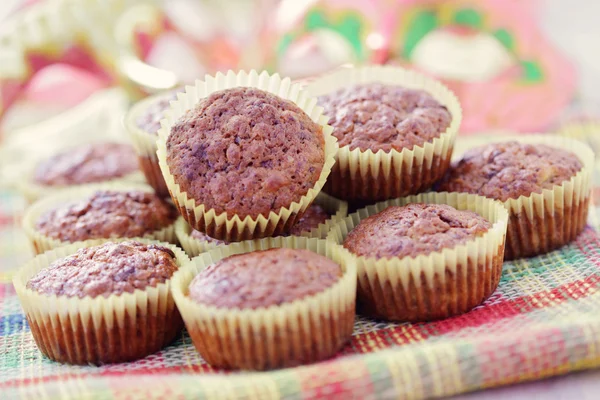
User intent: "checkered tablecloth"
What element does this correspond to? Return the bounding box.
[2,162,600,400]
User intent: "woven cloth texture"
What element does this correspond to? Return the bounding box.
[1,143,600,400]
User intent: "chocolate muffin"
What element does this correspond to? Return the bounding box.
[35,190,177,243]
[189,248,342,309]
[437,141,582,201]
[17,240,186,365]
[343,204,491,259]
[166,87,325,219]
[27,241,178,298]
[34,142,138,186]
[319,83,451,153]
[288,204,330,235]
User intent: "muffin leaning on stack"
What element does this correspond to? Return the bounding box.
[156,70,338,242]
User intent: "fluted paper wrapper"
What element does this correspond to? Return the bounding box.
[175,192,349,257]
[22,183,177,254]
[125,91,180,198]
[156,70,338,242]
[305,65,462,205]
[485,135,594,260]
[171,236,357,370]
[12,239,189,365]
[327,192,508,322]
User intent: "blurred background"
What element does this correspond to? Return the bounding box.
[0,0,599,185]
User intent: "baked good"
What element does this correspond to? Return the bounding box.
[343,204,491,259]
[171,237,356,370]
[156,71,337,242]
[166,86,324,218]
[35,190,177,243]
[306,65,460,205]
[126,89,181,197]
[328,192,508,322]
[22,186,178,254]
[437,139,591,259]
[14,240,188,365]
[288,204,330,235]
[33,142,138,186]
[319,82,451,152]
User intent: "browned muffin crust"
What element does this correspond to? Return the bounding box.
[36,190,178,242]
[27,241,178,298]
[318,82,451,152]
[343,204,491,259]
[34,142,139,186]
[288,204,330,235]
[437,141,583,202]
[166,87,325,218]
[190,229,228,245]
[188,248,341,309]
[136,89,180,134]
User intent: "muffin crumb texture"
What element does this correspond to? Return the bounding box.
[136,89,180,134]
[344,204,491,259]
[166,87,325,218]
[34,142,139,186]
[318,82,451,152]
[188,248,341,309]
[438,141,583,201]
[36,190,177,242]
[26,241,178,298]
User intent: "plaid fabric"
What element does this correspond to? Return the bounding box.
[1,155,600,399]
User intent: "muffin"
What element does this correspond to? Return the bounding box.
[22,184,178,254]
[19,142,142,202]
[437,138,594,259]
[306,65,461,205]
[156,70,338,242]
[126,89,181,197]
[175,192,348,256]
[171,237,356,370]
[13,240,188,365]
[328,192,508,322]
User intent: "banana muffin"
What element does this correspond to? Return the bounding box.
[34,142,138,186]
[35,190,177,243]
[166,87,325,219]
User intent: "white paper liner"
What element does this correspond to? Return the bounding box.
[304,65,462,204]
[22,182,177,254]
[171,236,357,370]
[174,192,349,257]
[327,192,509,322]
[156,70,338,242]
[12,239,190,365]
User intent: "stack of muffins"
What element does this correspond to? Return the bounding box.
[13,67,594,371]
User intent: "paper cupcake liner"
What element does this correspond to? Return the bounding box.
[305,65,462,204]
[125,91,181,198]
[12,239,189,365]
[171,236,357,370]
[327,192,509,322]
[22,183,178,255]
[486,135,594,260]
[174,192,349,257]
[156,70,339,242]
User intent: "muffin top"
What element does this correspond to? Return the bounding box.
[34,142,138,186]
[437,141,583,201]
[26,241,178,298]
[166,87,325,219]
[343,204,491,259]
[188,248,342,309]
[318,82,451,152]
[288,204,330,235]
[136,89,179,134]
[36,190,178,242]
